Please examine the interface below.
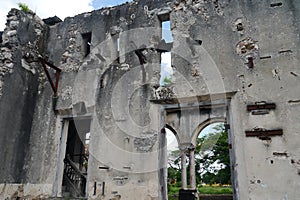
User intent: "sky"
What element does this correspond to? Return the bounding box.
[160,21,173,86]
[160,52,173,86]
[0,0,133,31]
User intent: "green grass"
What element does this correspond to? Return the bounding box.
[168,185,180,195]
[199,186,232,194]
[168,194,178,200]
[168,185,232,199]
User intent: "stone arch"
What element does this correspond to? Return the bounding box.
[165,124,181,145]
[191,117,226,146]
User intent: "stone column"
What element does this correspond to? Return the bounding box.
[189,146,196,189]
[180,147,187,189]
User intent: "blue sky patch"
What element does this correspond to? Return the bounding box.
[92,0,134,9]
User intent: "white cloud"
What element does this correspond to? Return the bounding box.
[166,128,178,153]
[161,52,171,66]
[161,52,173,76]
[0,0,94,31]
[160,52,173,86]
[0,1,17,31]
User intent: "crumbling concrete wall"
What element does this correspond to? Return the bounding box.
[1,0,300,200]
[0,8,44,183]
[0,8,59,199]
[44,1,173,199]
[167,1,300,199]
[228,1,300,199]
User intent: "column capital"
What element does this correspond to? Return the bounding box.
[179,142,193,150]
[188,144,196,150]
[179,146,186,151]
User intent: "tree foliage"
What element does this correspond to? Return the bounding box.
[196,124,231,184]
[18,2,30,12]
[162,76,172,86]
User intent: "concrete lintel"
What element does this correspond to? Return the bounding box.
[150,91,237,105]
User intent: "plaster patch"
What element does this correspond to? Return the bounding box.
[260,183,268,189]
[134,134,157,152]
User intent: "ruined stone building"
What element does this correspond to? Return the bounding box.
[0,0,300,199]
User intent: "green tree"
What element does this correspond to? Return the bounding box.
[167,149,182,184]
[162,76,172,86]
[196,124,231,185]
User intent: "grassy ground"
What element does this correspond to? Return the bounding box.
[168,185,232,200]
[199,186,232,194]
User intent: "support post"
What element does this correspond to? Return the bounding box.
[38,57,62,97]
[189,146,196,189]
[180,147,187,189]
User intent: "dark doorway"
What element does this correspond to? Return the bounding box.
[62,118,91,198]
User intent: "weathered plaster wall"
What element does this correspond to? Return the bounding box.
[0,8,61,199]
[231,1,300,199]
[44,0,174,199]
[164,1,300,199]
[0,8,44,184]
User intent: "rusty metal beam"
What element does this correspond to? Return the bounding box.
[247,103,276,111]
[39,58,62,97]
[55,71,60,96]
[245,129,283,140]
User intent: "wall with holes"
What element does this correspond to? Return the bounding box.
[0,0,300,199]
[0,8,57,199]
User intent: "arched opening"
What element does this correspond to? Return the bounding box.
[166,127,181,200]
[166,120,234,200]
[195,122,233,198]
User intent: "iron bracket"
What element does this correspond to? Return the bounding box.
[39,57,62,97]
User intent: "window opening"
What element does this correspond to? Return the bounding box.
[111,34,120,63]
[160,19,173,87]
[82,32,92,57]
[162,21,173,43]
[84,132,90,159]
[117,37,120,52]
[160,52,173,86]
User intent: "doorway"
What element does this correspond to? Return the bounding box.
[61,118,91,198]
[196,122,233,198]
